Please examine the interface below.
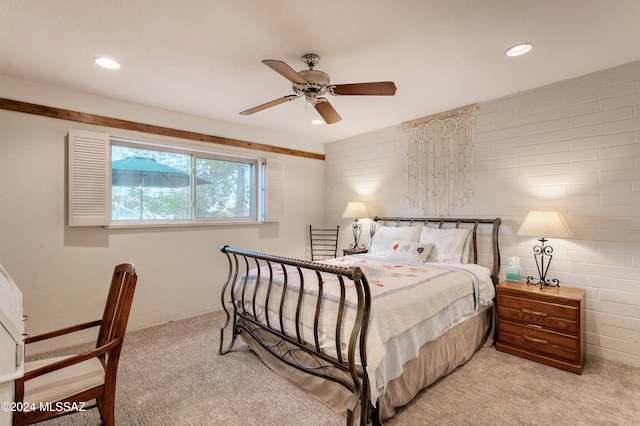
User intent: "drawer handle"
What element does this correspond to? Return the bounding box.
[523,335,548,345]
[522,308,547,317]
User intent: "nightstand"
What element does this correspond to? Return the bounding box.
[496,281,586,374]
[342,248,367,256]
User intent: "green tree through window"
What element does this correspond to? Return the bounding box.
[195,158,253,218]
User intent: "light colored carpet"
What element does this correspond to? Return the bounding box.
[36,310,640,425]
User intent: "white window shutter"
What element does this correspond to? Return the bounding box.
[68,129,110,226]
[264,158,284,222]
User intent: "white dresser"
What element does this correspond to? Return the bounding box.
[0,264,24,426]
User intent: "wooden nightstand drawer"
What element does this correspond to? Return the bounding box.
[497,294,579,334]
[498,320,579,363]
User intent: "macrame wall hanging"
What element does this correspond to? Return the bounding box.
[402,106,476,216]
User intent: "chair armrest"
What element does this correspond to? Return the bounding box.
[20,338,120,382]
[24,319,102,344]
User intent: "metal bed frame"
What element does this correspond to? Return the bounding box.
[219,217,501,425]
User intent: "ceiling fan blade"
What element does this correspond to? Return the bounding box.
[262,60,308,84]
[315,100,342,124]
[239,95,298,115]
[332,81,397,96]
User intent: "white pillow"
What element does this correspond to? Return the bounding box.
[419,227,472,263]
[387,241,434,263]
[368,225,422,256]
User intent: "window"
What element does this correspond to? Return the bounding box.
[68,129,283,227]
[111,144,257,223]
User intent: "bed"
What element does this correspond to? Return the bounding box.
[219,216,501,425]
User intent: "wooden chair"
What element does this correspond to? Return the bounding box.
[309,225,340,260]
[13,263,137,426]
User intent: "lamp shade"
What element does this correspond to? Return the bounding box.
[516,211,573,238]
[342,202,369,219]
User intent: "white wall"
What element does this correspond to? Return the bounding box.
[0,77,326,351]
[326,60,640,367]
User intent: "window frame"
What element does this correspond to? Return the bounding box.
[109,137,262,226]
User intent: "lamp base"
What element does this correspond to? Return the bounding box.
[527,238,560,289]
[526,276,560,289]
[350,218,365,249]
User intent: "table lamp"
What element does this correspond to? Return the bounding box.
[516,211,572,289]
[342,202,369,249]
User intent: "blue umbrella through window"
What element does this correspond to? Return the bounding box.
[112,156,208,219]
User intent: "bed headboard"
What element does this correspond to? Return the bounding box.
[370,216,502,284]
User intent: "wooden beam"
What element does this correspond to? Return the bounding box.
[0,97,325,161]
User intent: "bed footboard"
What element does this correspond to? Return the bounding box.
[218,245,375,426]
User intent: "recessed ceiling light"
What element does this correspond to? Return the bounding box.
[505,43,533,57]
[311,119,324,125]
[94,57,121,69]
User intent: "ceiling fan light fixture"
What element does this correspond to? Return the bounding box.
[505,43,533,57]
[94,56,121,69]
[311,119,324,125]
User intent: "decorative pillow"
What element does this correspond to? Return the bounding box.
[368,225,422,256]
[387,241,434,263]
[419,227,472,263]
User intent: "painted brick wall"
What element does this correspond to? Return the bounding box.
[325,60,640,367]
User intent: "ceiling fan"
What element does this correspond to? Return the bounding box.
[240,54,397,124]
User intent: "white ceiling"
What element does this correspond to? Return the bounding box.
[2,1,640,147]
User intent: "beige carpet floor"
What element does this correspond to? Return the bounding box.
[36,310,640,425]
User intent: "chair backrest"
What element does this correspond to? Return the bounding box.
[97,263,137,369]
[309,225,340,260]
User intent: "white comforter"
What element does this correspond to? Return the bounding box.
[233,254,494,403]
